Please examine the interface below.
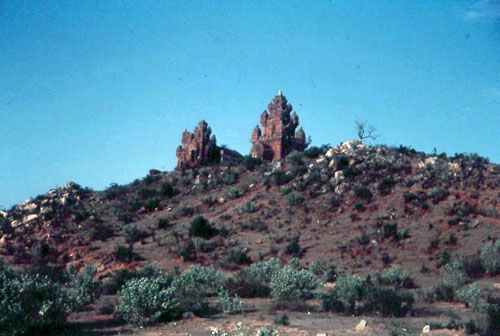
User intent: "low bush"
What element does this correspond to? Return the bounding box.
[442,259,469,289]
[218,289,242,314]
[286,193,304,206]
[285,236,301,255]
[480,240,500,275]
[241,201,256,213]
[455,283,482,310]
[379,265,414,289]
[354,185,373,201]
[365,286,414,317]
[227,248,252,265]
[188,216,216,239]
[161,182,176,198]
[65,265,101,311]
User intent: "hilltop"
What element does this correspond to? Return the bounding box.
[0,139,499,335]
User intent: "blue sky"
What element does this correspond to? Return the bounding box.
[1,0,499,208]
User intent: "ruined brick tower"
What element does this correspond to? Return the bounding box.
[250,91,306,161]
[176,120,218,169]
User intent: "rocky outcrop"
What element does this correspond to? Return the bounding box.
[176,121,219,169]
[250,91,307,162]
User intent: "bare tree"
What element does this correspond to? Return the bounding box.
[355,120,378,143]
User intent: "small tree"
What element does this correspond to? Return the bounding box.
[355,120,378,143]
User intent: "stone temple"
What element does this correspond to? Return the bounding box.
[176,120,218,169]
[250,91,306,161]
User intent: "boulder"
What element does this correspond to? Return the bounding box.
[355,319,367,331]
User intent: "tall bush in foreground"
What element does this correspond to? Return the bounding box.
[0,266,68,335]
[270,265,319,306]
[115,276,177,326]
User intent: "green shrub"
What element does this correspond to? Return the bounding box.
[442,259,469,288]
[365,286,414,317]
[241,201,256,213]
[270,265,319,305]
[274,313,290,326]
[242,155,263,171]
[0,266,69,335]
[480,240,500,275]
[227,248,252,265]
[285,236,301,255]
[188,215,216,239]
[354,185,373,201]
[218,289,242,314]
[157,218,171,230]
[169,266,223,315]
[304,146,325,159]
[334,274,366,313]
[115,276,177,325]
[486,304,500,336]
[123,224,147,246]
[379,265,413,289]
[383,222,399,239]
[455,283,482,310]
[103,264,166,295]
[161,182,176,198]
[65,265,101,311]
[230,258,282,298]
[179,240,197,261]
[286,193,304,206]
[272,170,294,186]
[114,245,138,263]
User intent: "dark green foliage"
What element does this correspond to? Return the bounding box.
[114,245,138,263]
[91,222,115,241]
[324,264,338,282]
[486,304,500,336]
[274,313,290,326]
[270,265,319,305]
[161,182,176,198]
[157,218,171,230]
[139,188,158,199]
[144,197,160,212]
[179,240,197,261]
[378,177,395,195]
[354,185,373,201]
[241,201,257,213]
[188,215,216,239]
[365,287,414,317]
[322,274,414,317]
[227,258,282,298]
[124,224,147,245]
[383,222,399,239]
[286,193,304,206]
[271,170,294,186]
[343,165,361,178]
[227,248,252,265]
[285,236,301,255]
[304,146,324,159]
[242,155,263,171]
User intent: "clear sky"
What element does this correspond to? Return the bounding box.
[1,0,499,208]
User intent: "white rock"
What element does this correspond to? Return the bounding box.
[248,184,255,189]
[422,325,430,334]
[0,211,7,218]
[325,148,336,159]
[23,214,38,223]
[334,170,344,180]
[316,333,328,336]
[448,162,460,171]
[425,157,437,166]
[316,156,326,163]
[218,197,225,204]
[355,319,367,331]
[342,140,361,151]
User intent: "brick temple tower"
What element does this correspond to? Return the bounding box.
[250,91,306,162]
[176,120,218,169]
